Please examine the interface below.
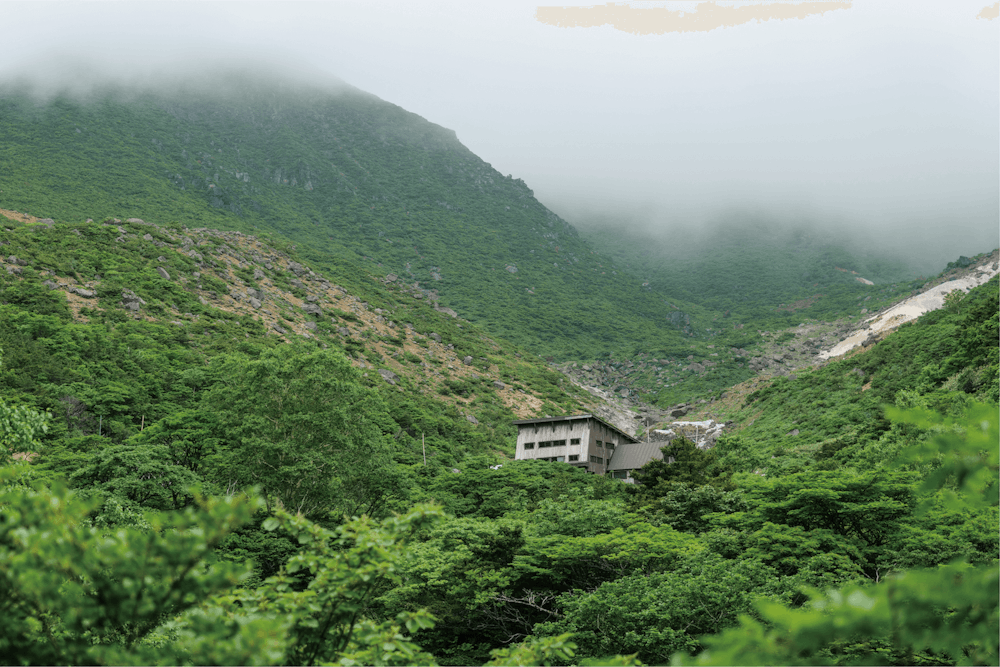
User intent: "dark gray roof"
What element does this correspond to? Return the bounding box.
[607,441,665,471]
[512,413,638,444]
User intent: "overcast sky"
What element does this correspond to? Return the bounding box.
[3,1,998,262]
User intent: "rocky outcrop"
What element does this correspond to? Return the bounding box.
[120,289,146,311]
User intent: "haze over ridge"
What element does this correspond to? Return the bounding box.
[2,0,996,270]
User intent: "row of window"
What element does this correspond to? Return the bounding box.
[595,440,616,450]
[537,455,582,463]
[589,455,604,464]
[524,437,605,450]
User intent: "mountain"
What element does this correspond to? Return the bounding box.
[1,71,997,666]
[0,74,710,364]
[0,72,940,407]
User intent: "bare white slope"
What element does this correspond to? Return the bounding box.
[819,255,1000,361]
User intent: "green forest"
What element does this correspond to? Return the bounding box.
[0,76,997,666]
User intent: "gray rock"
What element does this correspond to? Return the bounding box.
[43,280,58,290]
[253,268,265,280]
[248,297,262,309]
[463,356,474,366]
[787,429,800,437]
[264,262,273,270]
[505,265,517,273]
[303,303,322,315]
[338,327,350,336]
[429,333,442,343]
[143,233,153,241]
[69,287,95,298]
[126,218,144,224]
[386,273,398,282]
[493,380,506,390]
[290,279,305,290]
[435,305,458,318]
[272,324,287,334]
[187,249,203,261]
[287,261,308,277]
[306,295,319,302]
[156,267,170,280]
[120,289,146,311]
[6,255,18,264]
[378,369,398,385]
[304,321,317,330]
[247,288,264,301]
[465,414,479,425]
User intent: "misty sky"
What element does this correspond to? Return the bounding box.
[3,1,998,262]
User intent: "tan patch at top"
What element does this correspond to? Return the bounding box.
[978,3,998,20]
[535,1,851,35]
[0,208,41,224]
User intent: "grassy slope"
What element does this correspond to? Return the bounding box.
[0,78,709,365]
[0,217,603,475]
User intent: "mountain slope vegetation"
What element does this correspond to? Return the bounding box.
[0,75,712,365]
[0,73,996,666]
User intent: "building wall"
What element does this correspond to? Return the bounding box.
[515,417,633,475]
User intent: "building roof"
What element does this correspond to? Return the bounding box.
[511,413,638,443]
[607,441,665,471]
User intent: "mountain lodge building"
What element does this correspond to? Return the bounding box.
[512,414,643,475]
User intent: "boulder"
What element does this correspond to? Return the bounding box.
[435,305,458,318]
[463,356,474,366]
[429,333,442,343]
[126,218,144,224]
[304,321,317,330]
[303,303,322,315]
[493,380,506,390]
[386,274,398,282]
[143,233,153,241]
[248,297,262,309]
[120,289,146,311]
[378,369,398,385]
[465,414,479,425]
[338,327,350,337]
[69,287,95,298]
[253,268,265,280]
[272,324,287,334]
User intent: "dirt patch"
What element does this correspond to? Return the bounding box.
[0,208,41,225]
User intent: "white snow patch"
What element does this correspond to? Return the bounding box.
[819,259,999,360]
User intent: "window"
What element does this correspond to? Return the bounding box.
[613,470,629,479]
[568,455,579,461]
[596,440,603,448]
[589,455,604,464]
[523,442,535,450]
[605,442,615,451]
[570,438,581,445]
[556,456,565,462]
[539,441,552,448]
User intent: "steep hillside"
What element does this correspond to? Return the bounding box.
[0,75,713,366]
[0,214,617,476]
